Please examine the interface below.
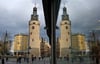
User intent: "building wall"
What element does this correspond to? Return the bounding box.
[40,40,45,57]
[59,20,71,57]
[72,34,86,54]
[56,38,60,57]
[29,20,41,57]
[44,42,51,57]
[40,40,51,57]
[13,34,28,54]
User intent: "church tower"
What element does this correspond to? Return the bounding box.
[59,6,71,57]
[29,6,41,57]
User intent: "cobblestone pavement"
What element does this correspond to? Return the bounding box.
[0,57,99,64]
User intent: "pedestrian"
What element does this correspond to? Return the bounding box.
[66,55,69,61]
[17,57,19,63]
[0,56,1,60]
[71,57,74,63]
[6,57,8,62]
[96,58,99,64]
[41,56,43,60]
[79,56,83,63]
[24,54,26,62]
[26,54,29,63]
[19,57,21,63]
[35,56,36,60]
[1,58,5,64]
[39,57,41,60]
[26,57,29,63]
[31,55,34,62]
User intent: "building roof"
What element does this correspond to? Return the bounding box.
[14,33,28,36]
[72,33,85,36]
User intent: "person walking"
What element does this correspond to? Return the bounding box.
[31,55,34,63]
[1,58,5,64]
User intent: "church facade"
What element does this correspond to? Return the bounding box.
[29,6,41,57]
[58,6,71,57]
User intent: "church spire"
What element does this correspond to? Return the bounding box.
[31,4,38,20]
[62,6,69,20]
[4,30,9,42]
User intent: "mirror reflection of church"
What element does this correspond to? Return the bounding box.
[29,6,51,57]
[57,6,71,57]
[29,5,71,57]
[29,6,41,57]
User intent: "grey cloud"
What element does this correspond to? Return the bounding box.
[0,0,100,40]
[66,0,100,33]
[0,0,46,40]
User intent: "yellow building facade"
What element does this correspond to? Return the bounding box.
[72,34,86,54]
[13,34,28,54]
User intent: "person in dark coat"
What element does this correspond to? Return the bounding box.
[31,55,34,62]
[1,58,5,64]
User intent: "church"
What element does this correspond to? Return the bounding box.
[58,6,71,57]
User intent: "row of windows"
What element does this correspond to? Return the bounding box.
[29,22,40,25]
[30,38,69,43]
[30,31,70,35]
[31,26,68,30]
[31,24,69,30]
[61,22,70,25]
[29,22,35,25]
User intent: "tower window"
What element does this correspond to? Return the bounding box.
[68,32,70,35]
[32,39,34,41]
[32,26,34,29]
[30,32,32,35]
[17,42,20,44]
[66,26,68,29]
[65,22,67,24]
[81,42,83,44]
[33,22,35,24]
[66,39,68,41]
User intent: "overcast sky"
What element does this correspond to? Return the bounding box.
[0,0,100,41]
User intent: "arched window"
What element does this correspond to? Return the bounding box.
[32,39,34,41]
[66,26,68,29]
[33,22,35,24]
[66,39,68,41]
[32,26,34,29]
[68,32,70,35]
[30,32,32,35]
[65,22,67,24]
